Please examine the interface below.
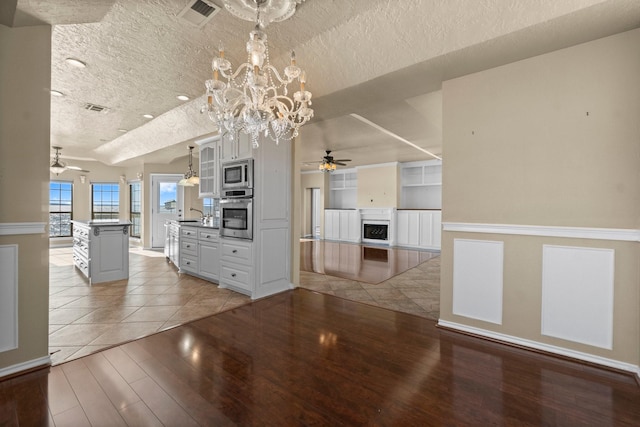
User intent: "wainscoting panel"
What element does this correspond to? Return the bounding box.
[452,239,504,324]
[0,245,18,352]
[541,245,614,349]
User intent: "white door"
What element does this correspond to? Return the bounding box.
[151,174,184,249]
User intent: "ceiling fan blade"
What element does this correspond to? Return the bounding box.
[66,165,90,172]
[334,162,348,166]
[333,159,351,162]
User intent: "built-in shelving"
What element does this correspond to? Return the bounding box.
[329,168,357,209]
[400,160,442,209]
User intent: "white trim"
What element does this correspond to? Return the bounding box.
[438,320,639,374]
[195,133,220,145]
[442,222,640,242]
[0,222,47,236]
[0,355,51,380]
[301,170,323,175]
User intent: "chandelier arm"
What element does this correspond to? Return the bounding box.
[262,64,292,86]
[218,62,254,82]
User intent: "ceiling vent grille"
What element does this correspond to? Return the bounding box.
[178,0,221,28]
[84,103,109,113]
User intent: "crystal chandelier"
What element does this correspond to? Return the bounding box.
[202,0,313,147]
[178,146,199,186]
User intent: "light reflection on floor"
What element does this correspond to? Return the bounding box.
[299,240,441,320]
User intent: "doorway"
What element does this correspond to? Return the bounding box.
[311,188,321,239]
[150,174,183,249]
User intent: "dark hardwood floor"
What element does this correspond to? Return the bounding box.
[2,289,639,426]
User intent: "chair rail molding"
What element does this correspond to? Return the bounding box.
[442,222,640,242]
[0,222,47,236]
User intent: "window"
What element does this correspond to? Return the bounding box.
[130,181,141,238]
[203,198,214,216]
[202,198,220,227]
[92,183,119,221]
[49,181,73,237]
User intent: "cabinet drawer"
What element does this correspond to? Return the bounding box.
[181,227,197,238]
[74,227,89,239]
[180,255,198,272]
[180,238,197,256]
[198,230,219,241]
[220,262,251,291]
[221,241,251,263]
[73,254,89,278]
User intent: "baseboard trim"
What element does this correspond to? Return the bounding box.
[0,355,51,380]
[437,320,639,374]
[0,222,47,236]
[442,222,640,242]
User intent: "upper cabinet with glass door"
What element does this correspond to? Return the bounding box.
[196,135,221,198]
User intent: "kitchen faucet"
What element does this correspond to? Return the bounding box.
[190,208,204,218]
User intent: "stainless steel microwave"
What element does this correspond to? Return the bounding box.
[220,197,253,240]
[221,158,253,191]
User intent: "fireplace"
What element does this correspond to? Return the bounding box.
[359,208,395,246]
[362,220,389,244]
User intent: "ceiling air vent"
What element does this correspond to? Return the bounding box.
[84,103,109,113]
[178,0,221,28]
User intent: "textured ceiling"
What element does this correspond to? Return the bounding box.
[12,0,640,170]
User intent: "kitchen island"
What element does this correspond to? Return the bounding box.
[71,220,132,284]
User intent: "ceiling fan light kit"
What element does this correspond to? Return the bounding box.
[318,150,351,173]
[202,0,313,148]
[50,146,90,175]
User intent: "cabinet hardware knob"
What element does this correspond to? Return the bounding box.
[231,273,236,277]
[232,249,237,253]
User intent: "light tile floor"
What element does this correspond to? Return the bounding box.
[49,244,440,366]
[49,247,250,365]
[298,254,441,320]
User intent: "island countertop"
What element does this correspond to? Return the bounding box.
[72,220,132,227]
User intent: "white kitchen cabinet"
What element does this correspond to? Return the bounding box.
[198,229,219,281]
[221,131,252,162]
[179,226,198,274]
[395,210,441,250]
[72,220,131,284]
[324,209,360,243]
[219,238,253,295]
[197,135,221,198]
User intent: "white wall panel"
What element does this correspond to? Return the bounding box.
[542,245,614,349]
[452,239,504,324]
[0,245,18,352]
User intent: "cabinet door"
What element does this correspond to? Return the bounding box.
[221,132,236,162]
[397,211,419,247]
[198,241,219,281]
[198,143,219,198]
[324,210,337,240]
[347,210,360,241]
[236,132,252,159]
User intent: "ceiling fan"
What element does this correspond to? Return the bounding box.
[50,146,90,175]
[316,150,351,172]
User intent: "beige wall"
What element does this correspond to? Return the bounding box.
[356,164,400,208]
[0,23,51,371]
[441,29,640,366]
